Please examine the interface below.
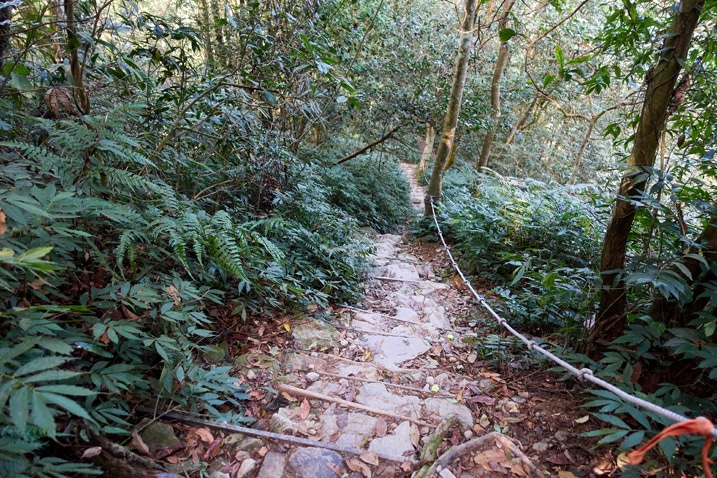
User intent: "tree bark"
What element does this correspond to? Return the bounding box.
[417,123,435,178]
[477,0,516,171]
[0,1,13,70]
[424,0,477,216]
[593,0,705,345]
[64,0,90,114]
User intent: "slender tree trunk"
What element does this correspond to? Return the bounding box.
[505,94,540,145]
[592,0,705,346]
[568,112,604,185]
[417,123,435,178]
[64,0,89,114]
[477,0,516,171]
[198,0,215,69]
[424,0,477,216]
[444,135,460,171]
[0,1,12,70]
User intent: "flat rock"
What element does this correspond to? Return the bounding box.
[394,307,419,322]
[368,421,416,459]
[382,263,421,281]
[356,383,420,418]
[256,451,287,478]
[292,320,338,350]
[288,447,344,478]
[423,398,474,430]
[362,334,431,371]
[424,306,451,329]
[319,409,377,449]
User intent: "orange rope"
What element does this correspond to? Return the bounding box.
[627,417,715,478]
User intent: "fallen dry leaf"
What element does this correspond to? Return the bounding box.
[203,437,222,460]
[299,398,311,420]
[400,461,413,472]
[194,427,214,444]
[473,449,527,477]
[360,450,379,466]
[81,446,102,459]
[347,457,372,477]
[547,451,573,465]
[326,461,343,475]
[130,429,150,456]
[165,285,181,305]
[0,206,6,236]
[557,471,578,478]
[374,417,388,438]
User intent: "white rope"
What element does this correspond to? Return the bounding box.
[427,195,717,439]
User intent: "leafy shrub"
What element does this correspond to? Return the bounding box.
[436,167,605,333]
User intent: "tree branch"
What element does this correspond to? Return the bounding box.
[333,123,403,165]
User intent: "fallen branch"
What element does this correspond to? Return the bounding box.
[426,432,542,477]
[316,370,453,397]
[334,123,403,165]
[135,406,414,464]
[277,383,432,428]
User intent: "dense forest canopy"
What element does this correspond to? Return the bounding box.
[0,0,716,476]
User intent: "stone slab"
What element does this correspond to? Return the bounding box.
[355,383,420,419]
[256,451,287,478]
[368,421,416,459]
[423,397,474,430]
[361,334,431,371]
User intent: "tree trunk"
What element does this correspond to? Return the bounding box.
[198,0,215,69]
[477,0,516,172]
[64,0,89,114]
[0,1,13,70]
[424,0,477,216]
[568,112,604,185]
[505,94,541,145]
[592,0,705,346]
[417,123,435,178]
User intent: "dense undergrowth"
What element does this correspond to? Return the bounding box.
[429,164,717,477]
[0,102,410,475]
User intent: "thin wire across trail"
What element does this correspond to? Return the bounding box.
[427,196,717,440]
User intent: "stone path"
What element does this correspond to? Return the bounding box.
[239,163,535,478]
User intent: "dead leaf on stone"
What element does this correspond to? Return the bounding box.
[81,446,102,459]
[343,386,357,402]
[347,458,372,477]
[374,417,388,438]
[409,423,420,448]
[300,398,311,420]
[130,429,150,456]
[194,427,215,444]
[400,461,413,472]
[360,450,379,466]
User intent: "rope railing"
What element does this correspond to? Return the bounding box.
[427,195,717,440]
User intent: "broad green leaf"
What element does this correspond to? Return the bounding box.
[597,429,629,445]
[499,28,516,42]
[10,386,30,430]
[30,392,55,437]
[0,337,42,366]
[35,384,95,396]
[621,430,645,450]
[14,356,73,378]
[41,392,93,421]
[23,370,83,383]
[592,412,631,429]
